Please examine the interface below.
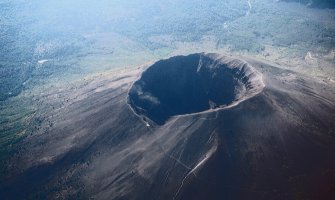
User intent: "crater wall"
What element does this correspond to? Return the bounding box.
[128,53,264,125]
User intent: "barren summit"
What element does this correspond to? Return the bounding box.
[128,53,264,125]
[1,53,335,200]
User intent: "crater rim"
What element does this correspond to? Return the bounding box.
[127,53,265,125]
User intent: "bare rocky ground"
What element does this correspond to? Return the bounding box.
[1,53,334,200]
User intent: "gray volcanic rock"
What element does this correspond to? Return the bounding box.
[1,53,335,200]
[128,53,264,125]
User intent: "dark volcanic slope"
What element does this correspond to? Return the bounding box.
[1,53,335,200]
[128,53,264,125]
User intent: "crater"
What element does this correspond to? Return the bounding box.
[128,53,264,125]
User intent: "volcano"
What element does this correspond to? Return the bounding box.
[1,53,335,200]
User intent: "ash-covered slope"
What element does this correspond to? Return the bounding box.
[1,53,335,200]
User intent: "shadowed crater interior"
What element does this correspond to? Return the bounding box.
[128,53,264,125]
